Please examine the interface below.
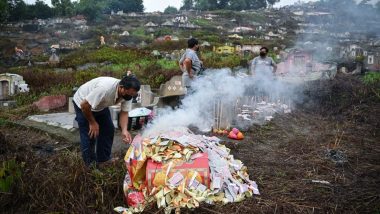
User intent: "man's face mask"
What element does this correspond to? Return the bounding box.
[120,87,138,101]
[122,95,133,101]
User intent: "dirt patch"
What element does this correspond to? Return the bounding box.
[1,75,379,213]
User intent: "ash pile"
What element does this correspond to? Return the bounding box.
[213,75,295,131]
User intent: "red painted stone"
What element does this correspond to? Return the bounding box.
[33,95,66,111]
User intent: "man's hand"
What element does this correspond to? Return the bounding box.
[80,100,99,139]
[122,130,132,144]
[88,122,99,139]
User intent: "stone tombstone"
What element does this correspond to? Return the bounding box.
[100,36,105,45]
[158,75,186,97]
[49,47,60,64]
[0,73,29,100]
[68,97,75,113]
[140,85,155,107]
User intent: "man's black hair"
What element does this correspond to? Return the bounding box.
[119,76,141,92]
[188,38,199,48]
[260,47,269,53]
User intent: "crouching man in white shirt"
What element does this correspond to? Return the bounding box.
[73,76,140,167]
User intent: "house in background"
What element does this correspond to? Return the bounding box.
[364,48,380,71]
[340,43,364,59]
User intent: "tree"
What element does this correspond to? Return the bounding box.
[62,0,75,15]
[76,0,144,21]
[8,0,27,21]
[229,0,247,10]
[218,0,229,9]
[181,0,194,10]
[245,0,267,10]
[76,0,104,21]
[124,0,144,12]
[194,0,218,10]
[164,6,178,14]
[0,0,9,22]
[52,0,74,16]
[27,0,53,19]
[266,0,279,7]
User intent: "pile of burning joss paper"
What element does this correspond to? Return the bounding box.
[114,130,259,214]
[237,100,291,123]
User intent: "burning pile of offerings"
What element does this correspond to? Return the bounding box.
[115,130,259,214]
[235,97,292,125]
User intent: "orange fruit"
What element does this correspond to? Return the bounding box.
[237,132,244,140]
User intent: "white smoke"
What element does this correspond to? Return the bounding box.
[143,68,301,136]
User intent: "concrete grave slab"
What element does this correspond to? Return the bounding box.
[28,113,77,130]
[28,112,119,131]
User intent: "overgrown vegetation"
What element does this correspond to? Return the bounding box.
[0,0,144,22]
[363,71,380,85]
[0,126,126,213]
[202,52,249,68]
[2,45,262,107]
[3,46,184,106]
[362,71,380,99]
[0,159,23,193]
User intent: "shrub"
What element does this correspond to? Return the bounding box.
[61,46,147,68]
[136,63,181,88]
[363,72,380,85]
[148,40,186,51]
[157,59,178,70]
[202,52,242,68]
[0,159,23,193]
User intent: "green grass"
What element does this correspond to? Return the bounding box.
[0,159,23,193]
[363,72,380,85]
[0,118,9,126]
[202,51,243,68]
[157,59,178,70]
[61,46,147,67]
[191,18,213,27]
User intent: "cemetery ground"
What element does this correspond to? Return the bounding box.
[0,74,379,213]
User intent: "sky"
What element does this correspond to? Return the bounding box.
[24,0,379,12]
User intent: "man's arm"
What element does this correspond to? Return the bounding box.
[80,100,99,139]
[181,58,193,78]
[119,110,132,144]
